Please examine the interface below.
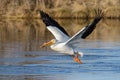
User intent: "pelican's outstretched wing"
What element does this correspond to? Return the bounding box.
[40,11,70,42]
[65,9,104,46]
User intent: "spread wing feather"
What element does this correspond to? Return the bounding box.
[40,11,70,42]
[65,9,104,47]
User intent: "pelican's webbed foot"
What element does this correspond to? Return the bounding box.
[73,53,82,64]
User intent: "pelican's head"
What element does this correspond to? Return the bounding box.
[40,39,56,48]
[78,52,83,57]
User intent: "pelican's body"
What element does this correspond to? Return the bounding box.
[51,41,74,55]
[40,9,103,64]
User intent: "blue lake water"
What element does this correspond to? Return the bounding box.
[0,19,120,80]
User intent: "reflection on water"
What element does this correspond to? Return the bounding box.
[0,19,120,80]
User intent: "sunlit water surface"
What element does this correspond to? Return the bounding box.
[0,19,120,80]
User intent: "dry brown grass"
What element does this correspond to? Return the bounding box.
[0,0,120,19]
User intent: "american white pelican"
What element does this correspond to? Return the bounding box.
[40,9,103,64]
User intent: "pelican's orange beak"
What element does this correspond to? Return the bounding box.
[40,39,55,48]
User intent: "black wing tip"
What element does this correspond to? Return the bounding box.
[39,10,49,19]
[40,10,43,17]
[39,10,61,27]
[39,10,44,17]
[92,8,104,24]
[39,10,54,26]
[80,9,104,39]
[39,10,69,37]
[39,10,46,16]
[94,8,104,20]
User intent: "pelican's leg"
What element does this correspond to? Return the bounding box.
[73,53,82,64]
[40,39,54,48]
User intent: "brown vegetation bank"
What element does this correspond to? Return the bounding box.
[0,0,120,19]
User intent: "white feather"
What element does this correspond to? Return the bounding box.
[47,26,69,42]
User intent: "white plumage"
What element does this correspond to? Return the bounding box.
[40,9,103,64]
[47,26,69,42]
